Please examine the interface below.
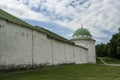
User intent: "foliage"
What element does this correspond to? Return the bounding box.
[96,28,120,60]
[108,32,120,59]
[96,43,108,57]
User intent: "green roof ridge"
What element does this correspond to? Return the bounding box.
[71,38,96,41]
[0,9,74,45]
[34,26,74,44]
[0,9,34,29]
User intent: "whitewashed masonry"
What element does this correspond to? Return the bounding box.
[0,9,95,70]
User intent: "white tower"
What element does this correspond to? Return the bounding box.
[72,26,96,63]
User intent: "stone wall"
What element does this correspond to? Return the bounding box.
[73,40,96,63]
[0,18,89,70]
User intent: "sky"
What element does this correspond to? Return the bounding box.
[0,0,120,44]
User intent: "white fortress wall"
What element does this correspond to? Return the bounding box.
[0,17,90,70]
[74,46,81,64]
[65,44,75,64]
[33,31,53,65]
[52,39,66,65]
[87,41,96,63]
[0,18,33,66]
[81,40,96,63]
[73,40,95,63]
[0,18,7,66]
[74,45,88,64]
[79,48,88,64]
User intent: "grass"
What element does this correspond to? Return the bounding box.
[0,64,120,80]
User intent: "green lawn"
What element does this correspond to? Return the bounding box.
[0,64,120,80]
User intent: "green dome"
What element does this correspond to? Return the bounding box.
[73,28,91,36]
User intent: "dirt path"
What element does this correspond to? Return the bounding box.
[99,58,120,66]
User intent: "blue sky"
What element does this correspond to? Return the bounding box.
[0,0,120,44]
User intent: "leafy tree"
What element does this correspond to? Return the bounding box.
[96,43,108,57]
[109,30,120,59]
[96,28,120,60]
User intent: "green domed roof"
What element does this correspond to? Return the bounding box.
[73,28,91,36]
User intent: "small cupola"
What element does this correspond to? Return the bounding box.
[72,25,92,40]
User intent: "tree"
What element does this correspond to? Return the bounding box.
[109,29,120,59]
[96,43,108,57]
[96,28,120,59]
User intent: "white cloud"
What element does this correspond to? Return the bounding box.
[0,0,49,21]
[0,0,120,43]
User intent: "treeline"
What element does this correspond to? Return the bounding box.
[96,28,120,60]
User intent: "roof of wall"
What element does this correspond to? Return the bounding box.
[71,38,96,42]
[0,9,88,50]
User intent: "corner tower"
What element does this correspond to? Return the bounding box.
[72,26,96,63]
